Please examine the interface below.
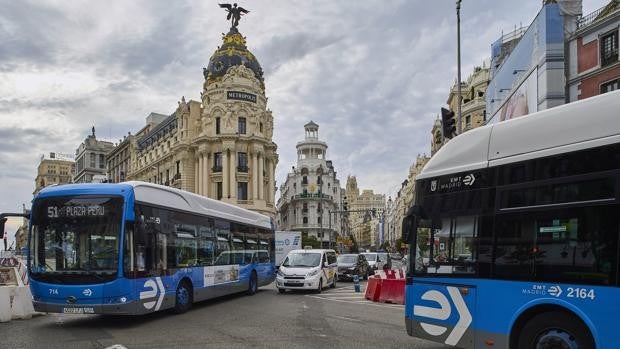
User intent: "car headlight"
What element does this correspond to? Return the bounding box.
[306,269,320,277]
[348,267,355,271]
[277,270,284,277]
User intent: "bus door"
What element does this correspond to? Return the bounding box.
[407,214,479,348]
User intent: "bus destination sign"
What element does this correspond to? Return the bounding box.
[47,205,106,218]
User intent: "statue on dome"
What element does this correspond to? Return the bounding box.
[219,3,249,28]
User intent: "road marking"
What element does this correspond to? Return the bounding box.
[332,315,362,322]
[306,295,403,309]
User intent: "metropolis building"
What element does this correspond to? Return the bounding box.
[126,25,278,217]
[276,122,343,248]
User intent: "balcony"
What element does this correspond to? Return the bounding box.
[237,199,254,205]
[212,166,222,173]
[292,193,332,201]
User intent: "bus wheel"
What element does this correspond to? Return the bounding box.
[518,311,594,349]
[247,271,258,295]
[173,281,192,314]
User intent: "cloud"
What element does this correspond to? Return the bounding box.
[0,0,612,250]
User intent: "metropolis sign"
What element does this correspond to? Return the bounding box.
[227,91,257,103]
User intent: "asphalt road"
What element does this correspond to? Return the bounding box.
[1,278,449,349]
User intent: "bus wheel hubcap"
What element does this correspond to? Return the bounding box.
[178,287,188,305]
[536,330,578,349]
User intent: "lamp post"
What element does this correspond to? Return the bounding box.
[456,0,462,135]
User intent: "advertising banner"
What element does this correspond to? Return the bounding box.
[499,70,538,122]
[275,231,302,265]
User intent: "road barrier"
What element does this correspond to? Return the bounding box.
[364,275,382,302]
[366,268,406,305]
[378,278,405,304]
[0,267,36,322]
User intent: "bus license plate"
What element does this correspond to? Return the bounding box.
[63,307,94,314]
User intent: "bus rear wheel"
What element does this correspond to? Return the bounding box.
[247,271,258,295]
[518,311,594,349]
[173,281,192,314]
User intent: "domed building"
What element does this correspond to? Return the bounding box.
[127,23,278,218]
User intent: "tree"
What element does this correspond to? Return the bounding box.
[350,234,359,253]
[302,233,321,249]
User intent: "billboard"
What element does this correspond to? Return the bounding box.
[275,231,302,265]
[498,70,538,122]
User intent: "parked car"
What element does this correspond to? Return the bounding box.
[336,254,369,281]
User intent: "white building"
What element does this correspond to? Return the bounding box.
[276,122,343,248]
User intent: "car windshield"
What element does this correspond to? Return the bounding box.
[282,253,321,267]
[379,253,389,260]
[337,255,357,263]
[362,253,377,262]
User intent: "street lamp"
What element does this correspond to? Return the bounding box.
[456,0,462,135]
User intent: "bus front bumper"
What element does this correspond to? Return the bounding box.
[33,300,137,315]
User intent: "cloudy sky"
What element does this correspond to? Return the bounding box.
[0,0,609,245]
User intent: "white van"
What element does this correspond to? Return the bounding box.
[275,249,337,293]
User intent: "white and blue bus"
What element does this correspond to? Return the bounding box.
[28,181,275,315]
[403,90,620,348]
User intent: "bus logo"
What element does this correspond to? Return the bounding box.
[413,287,472,346]
[431,180,437,192]
[140,277,165,311]
[463,174,476,186]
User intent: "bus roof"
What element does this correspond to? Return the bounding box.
[35,181,272,229]
[418,90,620,180]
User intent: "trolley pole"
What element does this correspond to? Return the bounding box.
[456,0,463,134]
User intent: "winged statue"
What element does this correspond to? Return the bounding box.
[219,3,249,28]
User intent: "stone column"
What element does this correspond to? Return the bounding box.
[267,158,274,204]
[252,152,258,200]
[229,149,236,199]
[197,154,203,195]
[194,158,199,193]
[258,153,264,200]
[222,149,229,198]
[203,153,210,198]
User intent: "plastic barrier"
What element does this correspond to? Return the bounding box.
[364,275,382,301]
[0,267,36,322]
[378,278,405,305]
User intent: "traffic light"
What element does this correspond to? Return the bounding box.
[441,107,456,139]
[1,218,7,251]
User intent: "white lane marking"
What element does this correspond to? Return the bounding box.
[105,345,128,349]
[332,315,362,322]
[306,295,404,309]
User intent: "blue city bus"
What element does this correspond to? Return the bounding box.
[403,90,620,348]
[28,181,275,315]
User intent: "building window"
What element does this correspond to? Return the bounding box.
[259,122,263,133]
[238,117,246,134]
[216,182,223,200]
[465,115,471,127]
[216,117,221,134]
[302,176,308,185]
[318,217,322,224]
[213,152,222,172]
[237,152,248,172]
[99,154,105,169]
[601,78,620,94]
[237,182,248,200]
[601,30,618,67]
[90,153,96,168]
[317,176,322,185]
[303,217,308,224]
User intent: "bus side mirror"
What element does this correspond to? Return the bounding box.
[401,215,415,244]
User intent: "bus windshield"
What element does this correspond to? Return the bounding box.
[29,196,124,284]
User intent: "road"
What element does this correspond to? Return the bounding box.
[1,279,449,349]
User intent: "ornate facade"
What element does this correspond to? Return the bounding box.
[74,128,114,183]
[126,26,278,218]
[345,176,385,250]
[276,122,343,247]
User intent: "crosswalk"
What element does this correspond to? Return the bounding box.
[305,283,404,309]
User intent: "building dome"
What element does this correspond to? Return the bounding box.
[204,27,264,90]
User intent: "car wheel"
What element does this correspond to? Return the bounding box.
[315,279,323,294]
[518,311,594,349]
[173,280,192,314]
[278,288,286,294]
